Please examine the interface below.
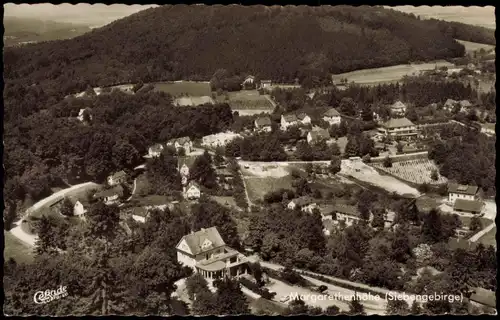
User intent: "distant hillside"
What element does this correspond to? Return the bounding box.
[4,5,492,98]
[3,17,92,46]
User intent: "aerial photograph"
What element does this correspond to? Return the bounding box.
[3,3,496,316]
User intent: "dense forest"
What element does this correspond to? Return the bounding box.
[3,90,233,214]
[7,4,495,101]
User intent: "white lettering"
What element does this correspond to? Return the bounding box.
[33,285,68,304]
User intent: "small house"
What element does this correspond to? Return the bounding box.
[178,156,198,184]
[329,204,362,226]
[280,114,299,130]
[260,80,272,90]
[107,170,127,186]
[323,108,341,125]
[254,116,272,132]
[287,196,317,213]
[390,101,407,116]
[448,183,478,203]
[168,136,193,154]
[297,113,311,125]
[73,200,87,217]
[242,75,255,87]
[307,128,331,144]
[148,143,164,158]
[94,185,124,204]
[184,181,201,200]
[77,108,92,122]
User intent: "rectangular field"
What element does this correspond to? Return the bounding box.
[216,90,274,110]
[456,39,495,54]
[371,159,447,185]
[331,60,454,85]
[152,81,211,97]
[244,176,293,203]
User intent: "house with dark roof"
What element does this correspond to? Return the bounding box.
[176,227,249,279]
[297,112,311,125]
[183,180,201,200]
[390,101,407,116]
[94,185,124,204]
[323,108,341,125]
[107,170,127,186]
[325,204,362,226]
[378,117,418,140]
[453,199,484,215]
[448,183,479,203]
[254,116,272,132]
[147,143,164,158]
[307,128,331,144]
[168,136,193,154]
[280,114,299,130]
[287,196,317,213]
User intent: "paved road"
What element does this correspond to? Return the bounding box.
[10,182,100,247]
[469,222,496,242]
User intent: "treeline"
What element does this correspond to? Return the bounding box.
[428,125,496,195]
[3,90,233,207]
[4,5,474,101]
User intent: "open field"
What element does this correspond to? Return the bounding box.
[244,176,294,203]
[4,231,34,264]
[477,226,496,248]
[341,160,420,197]
[456,39,495,53]
[152,81,211,97]
[332,60,454,85]
[216,90,274,110]
[371,159,447,185]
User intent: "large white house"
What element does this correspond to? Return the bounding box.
[448,183,478,203]
[378,117,418,140]
[183,180,201,200]
[280,113,311,130]
[176,227,249,279]
[390,101,407,116]
[322,108,341,125]
[168,136,193,154]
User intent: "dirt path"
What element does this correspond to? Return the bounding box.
[239,170,253,212]
[9,222,38,247]
[469,222,496,242]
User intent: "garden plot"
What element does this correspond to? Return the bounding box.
[371,159,447,185]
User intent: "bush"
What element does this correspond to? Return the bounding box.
[383,156,392,168]
[239,277,276,300]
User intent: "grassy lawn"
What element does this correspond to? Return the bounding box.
[332,60,453,85]
[244,176,294,203]
[4,232,34,264]
[211,196,241,211]
[215,90,273,110]
[456,39,495,54]
[152,81,211,97]
[477,226,496,247]
[132,173,150,198]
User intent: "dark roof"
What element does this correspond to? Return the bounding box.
[94,185,124,198]
[469,287,496,308]
[290,196,315,207]
[331,204,360,217]
[177,227,226,255]
[178,156,197,169]
[308,129,330,142]
[324,108,340,117]
[283,114,298,122]
[391,101,407,110]
[297,112,309,120]
[448,183,478,195]
[255,116,272,127]
[453,199,483,213]
[186,180,201,190]
[149,143,164,153]
[382,117,415,129]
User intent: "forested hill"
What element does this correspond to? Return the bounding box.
[5,5,491,96]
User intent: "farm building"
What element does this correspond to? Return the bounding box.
[378,117,418,140]
[176,227,249,279]
[107,170,127,186]
[448,183,479,203]
[168,136,193,154]
[254,116,272,132]
[183,180,201,200]
[287,196,317,213]
[453,199,484,215]
[323,108,341,125]
[94,185,124,205]
[307,128,331,144]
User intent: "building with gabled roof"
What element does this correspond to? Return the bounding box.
[453,199,483,215]
[287,196,317,213]
[378,117,418,140]
[323,108,341,125]
[168,136,193,154]
[307,128,331,144]
[94,185,124,204]
[254,116,272,132]
[390,101,407,116]
[147,143,164,158]
[176,227,249,279]
[183,180,201,200]
[178,156,198,184]
[448,183,479,203]
[107,170,127,186]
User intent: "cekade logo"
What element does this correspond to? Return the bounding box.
[33,285,68,304]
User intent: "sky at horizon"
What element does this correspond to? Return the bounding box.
[4,4,496,30]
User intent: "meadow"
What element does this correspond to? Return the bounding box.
[332,60,454,85]
[152,81,212,97]
[477,226,496,248]
[216,90,274,110]
[4,232,34,264]
[456,39,495,54]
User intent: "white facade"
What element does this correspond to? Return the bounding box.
[73,201,87,217]
[175,141,192,154]
[184,185,201,200]
[148,145,164,158]
[180,164,190,177]
[448,192,476,203]
[280,116,298,130]
[300,115,312,125]
[323,115,341,125]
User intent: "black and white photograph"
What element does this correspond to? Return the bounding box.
[2,3,496,316]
